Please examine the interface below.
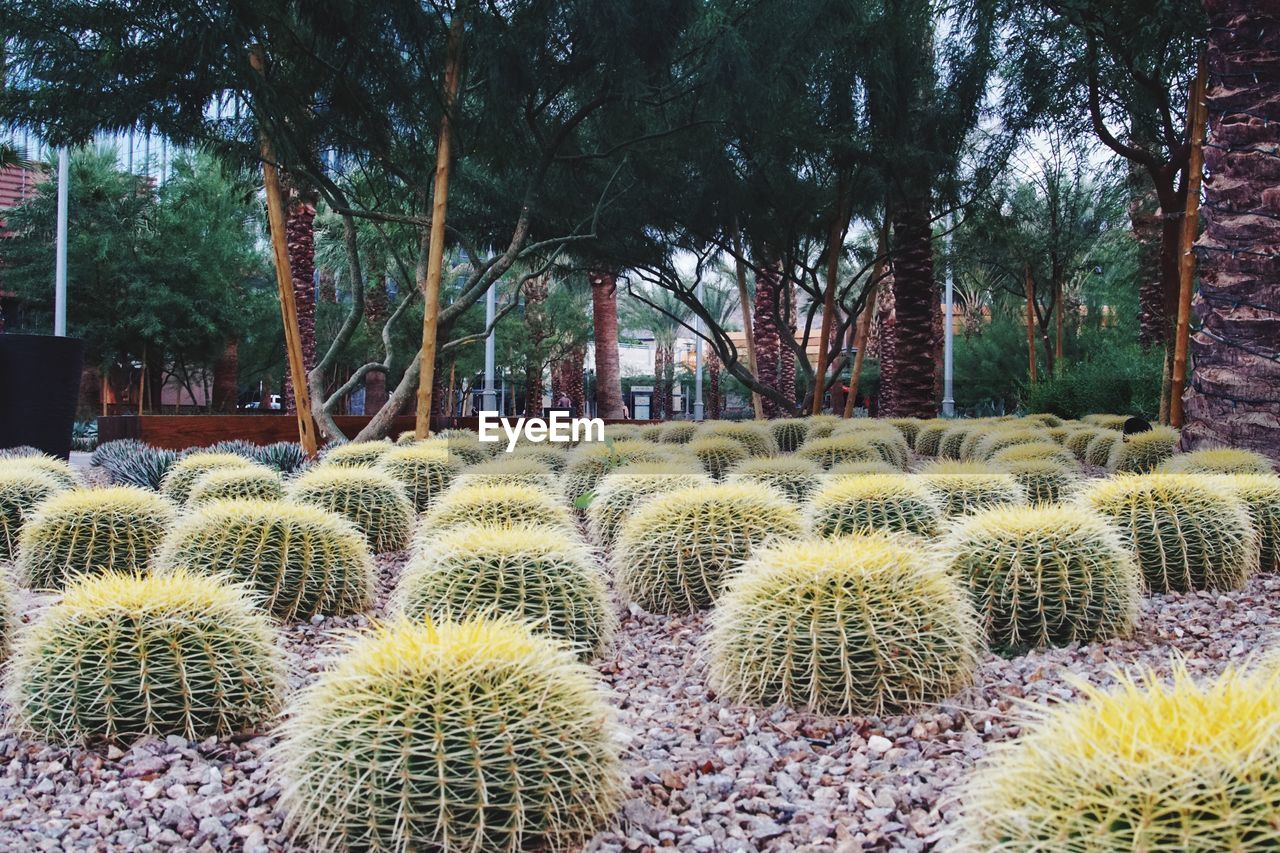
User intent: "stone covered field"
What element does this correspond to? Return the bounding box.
[0,413,1276,851]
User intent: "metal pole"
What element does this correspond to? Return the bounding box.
[694,281,705,420]
[54,147,69,337]
[481,280,498,412]
[942,215,956,417]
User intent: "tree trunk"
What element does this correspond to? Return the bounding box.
[652,345,668,420]
[708,348,721,419]
[871,270,896,415]
[282,191,317,415]
[752,261,783,417]
[588,270,625,418]
[211,339,239,413]
[885,202,938,417]
[523,275,549,418]
[1129,163,1168,349]
[663,341,676,418]
[1182,0,1280,462]
[778,278,797,411]
[559,346,586,417]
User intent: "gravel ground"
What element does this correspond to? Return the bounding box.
[1,545,1277,852]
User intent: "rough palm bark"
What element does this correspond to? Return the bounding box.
[557,346,586,417]
[752,261,783,417]
[871,269,897,415]
[707,349,722,419]
[588,270,625,419]
[522,275,549,418]
[778,278,797,410]
[652,345,668,420]
[210,340,238,413]
[1182,0,1280,462]
[1128,162,1167,348]
[282,190,317,415]
[885,203,938,417]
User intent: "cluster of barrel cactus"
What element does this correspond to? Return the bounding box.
[811,474,941,538]
[288,467,414,553]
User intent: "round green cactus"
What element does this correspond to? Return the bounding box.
[1082,474,1259,592]
[916,460,1026,517]
[453,456,559,494]
[7,570,283,743]
[586,463,710,547]
[988,441,1077,467]
[828,459,899,477]
[914,420,950,457]
[798,435,879,470]
[377,442,461,513]
[320,439,395,469]
[1084,430,1122,467]
[698,421,778,457]
[1217,473,1280,572]
[440,433,493,466]
[1082,412,1130,430]
[1021,413,1063,429]
[996,458,1080,504]
[885,417,922,449]
[188,466,285,506]
[689,436,749,480]
[421,483,575,539]
[769,418,810,453]
[153,500,374,620]
[939,505,1139,651]
[939,424,975,460]
[509,443,569,473]
[17,486,176,590]
[804,415,842,441]
[394,524,614,657]
[973,429,1051,462]
[728,456,825,505]
[658,421,699,444]
[160,452,257,505]
[861,431,910,469]
[288,467,414,554]
[614,483,804,613]
[0,468,68,563]
[561,440,668,503]
[1064,427,1106,461]
[1108,425,1180,473]
[707,534,980,716]
[0,455,81,491]
[958,665,1280,850]
[271,616,621,852]
[810,474,942,538]
[1160,447,1275,475]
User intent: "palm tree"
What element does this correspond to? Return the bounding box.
[752,260,784,417]
[588,270,626,419]
[1181,0,1279,459]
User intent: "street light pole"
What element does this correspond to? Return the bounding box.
[942,214,956,417]
[54,147,69,337]
[694,280,705,420]
[482,279,498,413]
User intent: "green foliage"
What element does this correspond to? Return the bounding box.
[1083,475,1259,592]
[939,505,1139,650]
[188,466,285,506]
[0,469,69,563]
[394,525,614,657]
[708,534,980,716]
[271,617,621,851]
[811,474,942,538]
[154,500,374,620]
[8,570,283,743]
[288,468,414,554]
[1023,345,1163,421]
[614,483,804,614]
[18,486,175,590]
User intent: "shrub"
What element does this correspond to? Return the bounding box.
[421,483,574,539]
[614,483,803,613]
[997,458,1080,504]
[798,435,879,470]
[0,455,80,491]
[271,617,621,851]
[1084,430,1122,467]
[153,500,374,620]
[188,466,285,505]
[916,461,1025,517]
[958,665,1280,850]
[689,436,749,480]
[698,422,778,457]
[17,486,175,590]
[250,441,309,475]
[453,456,559,494]
[1218,473,1280,572]
[288,467,414,554]
[0,469,69,563]
[561,440,667,503]
[586,463,710,547]
[1160,447,1275,476]
[810,474,942,538]
[91,438,145,469]
[769,419,810,453]
[394,525,613,657]
[707,534,979,716]
[729,456,825,505]
[939,505,1139,651]
[988,441,1076,467]
[160,452,257,505]
[914,420,950,457]
[1108,425,1180,473]
[320,440,394,469]
[658,421,699,444]
[377,443,460,513]
[1082,474,1259,592]
[7,570,283,743]
[97,443,181,490]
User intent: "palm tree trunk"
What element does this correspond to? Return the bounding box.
[282,191,317,415]
[652,345,667,420]
[588,270,625,419]
[211,339,239,413]
[1128,163,1167,349]
[1182,0,1280,460]
[778,278,797,410]
[872,270,896,415]
[523,275,549,418]
[708,349,721,419]
[752,260,783,418]
[885,202,938,417]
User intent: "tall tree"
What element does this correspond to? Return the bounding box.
[1181,0,1280,460]
[588,270,625,418]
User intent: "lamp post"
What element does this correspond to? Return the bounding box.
[54,147,69,337]
[694,281,705,420]
[481,280,498,413]
[942,215,956,417]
